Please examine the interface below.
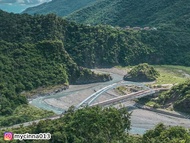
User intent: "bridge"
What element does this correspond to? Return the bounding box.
[0,85,173,131]
[90,89,155,107]
[76,81,164,109]
[75,83,117,109]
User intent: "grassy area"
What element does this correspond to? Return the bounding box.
[115,86,127,95]
[0,105,55,127]
[152,65,190,84]
[154,65,190,74]
[116,65,190,109]
[115,65,190,109]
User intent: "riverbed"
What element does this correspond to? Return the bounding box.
[30,68,190,135]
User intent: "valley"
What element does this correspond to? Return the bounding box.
[1,66,190,137]
[1,0,190,141]
[17,67,190,135]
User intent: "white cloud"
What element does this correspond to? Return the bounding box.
[0,0,51,4]
[0,0,17,4]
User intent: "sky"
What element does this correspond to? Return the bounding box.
[0,0,51,13]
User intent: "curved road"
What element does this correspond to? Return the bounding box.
[2,69,190,135]
[30,71,124,114]
[30,71,150,114]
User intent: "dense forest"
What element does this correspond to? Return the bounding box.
[0,40,79,115]
[22,0,96,16]
[1,6,190,127]
[67,0,190,30]
[0,38,111,125]
[25,0,190,33]
[1,10,190,68]
[1,1,190,141]
[0,10,112,124]
[66,0,190,67]
[1,10,190,119]
[0,10,151,67]
[1,106,190,143]
[21,0,190,67]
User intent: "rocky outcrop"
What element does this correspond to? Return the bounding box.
[75,68,112,84]
[123,63,159,82]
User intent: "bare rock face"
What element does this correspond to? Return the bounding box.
[174,96,190,113]
[75,74,112,84]
[158,80,190,114]
[75,68,112,84]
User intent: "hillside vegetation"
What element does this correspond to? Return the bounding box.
[67,0,190,31]
[158,80,190,113]
[66,0,190,63]
[0,10,153,67]
[0,39,111,124]
[1,106,190,143]
[1,10,190,67]
[66,0,190,61]
[21,0,190,67]
[22,0,96,16]
[123,63,159,82]
[24,0,190,32]
[0,10,112,124]
[1,9,190,124]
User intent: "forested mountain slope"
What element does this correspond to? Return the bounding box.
[23,0,190,32]
[1,10,190,68]
[22,0,190,64]
[67,0,190,31]
[0,40,75,114]
[22,0,96,16]
[0,10,152,67]
[0,10,112,117]
[1,10,190,117]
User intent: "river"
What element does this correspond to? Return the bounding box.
[30,68,190,135]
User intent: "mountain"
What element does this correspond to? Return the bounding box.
[23,0,190,32]
[1,10,190,68]
[67,0,190,31]
[22,0,96,16]
[0,10,112,117]
[1,9,190,118]
[0,10,152,68]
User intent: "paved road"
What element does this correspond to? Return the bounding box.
[1,86,188,132]
[90,90,154,107]
[30,72,123,114]
[76,83,117,108]
[1,69,190,135]
[0,115,61,130]
[0,70,152,130]
[1,97,190,134]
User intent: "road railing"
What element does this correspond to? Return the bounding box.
[90,90,154,107]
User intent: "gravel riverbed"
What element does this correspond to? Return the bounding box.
[30,68,190,135]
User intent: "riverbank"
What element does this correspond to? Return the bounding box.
[23,84,69,100]
[28,67,190,134]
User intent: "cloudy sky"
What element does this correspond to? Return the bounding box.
[0,0,51,5]
[0,0,51,13]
